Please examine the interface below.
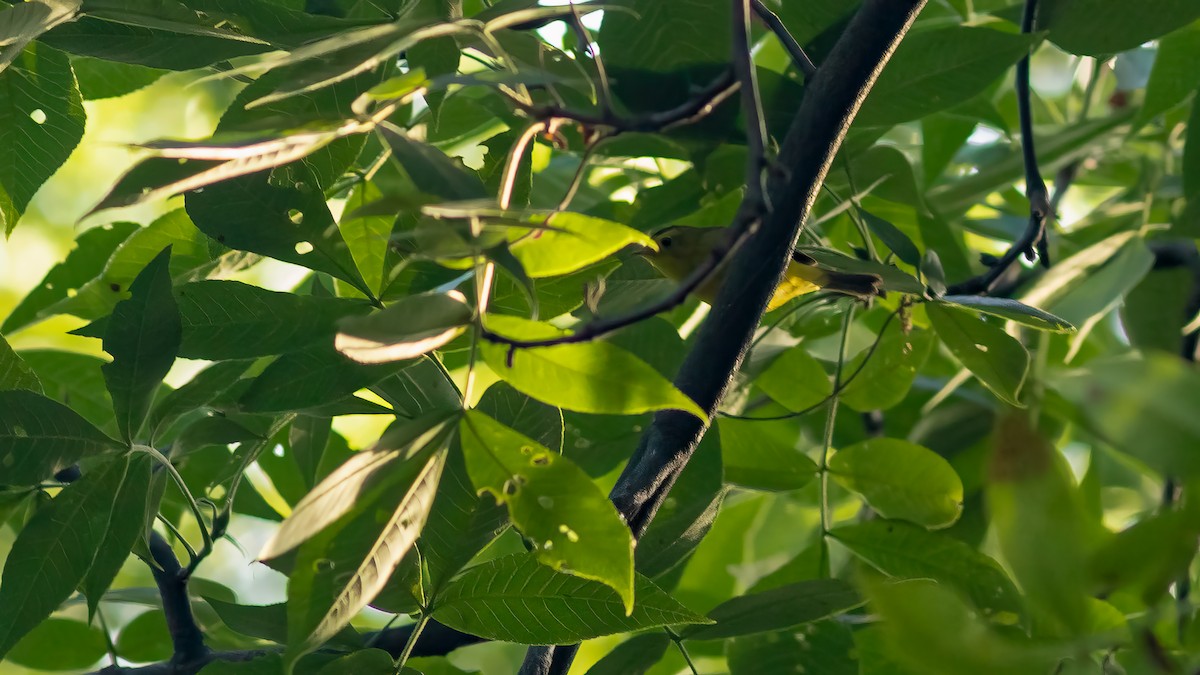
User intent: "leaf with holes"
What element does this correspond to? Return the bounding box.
[287,448,444,664]
[460,410,634,612]
[259,411,456,562]
[432,554,709,644]
[0,44,84,233]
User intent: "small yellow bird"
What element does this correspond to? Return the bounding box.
[642,225,883,310]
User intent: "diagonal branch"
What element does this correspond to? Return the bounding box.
[517,1,927,673]
[751,0,817,79]
[946,0,1049,296]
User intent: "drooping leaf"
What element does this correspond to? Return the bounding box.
[101,247,181,443]
[335,291,472,364]
[378,123,487,200]
[460,410,635,612]
[507,212,657,279]
[432,554,709,644]
[938,296,1075,333]
[0,390,120,485]
[0,456,137,659]
[288,450,443,662]
[1137,22,1200,127]
[0,43,85,233]
[683,579,863,640]
[829,438,964,529]
[259,412,456,561]
[81,453,155,619]
[926,303,1029,407]
[0,0,80,74]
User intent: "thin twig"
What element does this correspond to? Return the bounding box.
[820,305,856,535]
[566,1,614,119]
[750,0,817,79]
[945,0,1049,296]
[733,0,771,224]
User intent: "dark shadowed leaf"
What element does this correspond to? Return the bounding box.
[727,620,857,675]
[0,390,120,485]
[336,291,472,364]
[0,336,40,392]
[1040,0,1200,56]
[684,579,863,640]
[101,247,181,443]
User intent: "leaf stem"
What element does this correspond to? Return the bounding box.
[394,613,432,673]
[820,304,856,536]
[666,628,700,675]
[136,445,212,574]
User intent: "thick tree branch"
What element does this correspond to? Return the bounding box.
[148,532,209,667]
[519,1,927,673]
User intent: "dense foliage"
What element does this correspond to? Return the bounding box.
[2,0,1200,673]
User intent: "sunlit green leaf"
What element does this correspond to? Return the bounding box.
[829,438,963,529]
[926,303,1029,406]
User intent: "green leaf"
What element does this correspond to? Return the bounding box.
[0,43,85,233]
[288,449,443,661]
[1051,354,1200,478]
[857,27,1038,128]
[480,317,704,417]
[335,291,472,364]
[41,16,269,70]
[598,0,728,72]
[147,359,253,443]
[1040,0,1200,57]
[831,519,1023,616]
[71,55,165,99]
[6,618,107,672]
[260,412,456,561]
[49,210,214,323]
[987,411,1098,636]
[938,296,1075,333]
[114,610,172,663]
[0,335,41,392]
[1137,22,1200,126]
[582,632,671,675]
[378,123,487,200]
[0,1,80,74]
[432,554,709,644]
[340,179,394,297]
[186,162,372,298]
[755,347,832,412]
[1,222,139,333]
[508,212,656,279]
[862,210,922,266]
[289,415,332,491]
[683,579,863,640]
[0,389,120,485]
[1089,508,1200,605]
[20,350,117,438]
[475,381,563,450]
[371,356,462,419]
[829,438,964,528]
[82,453,155,618]
[238,344,409,413]
[1121,266,1194,354]
[0,456,137,659]
[926,303,1029,406]
[101,247,181,443]
[316,648,394,675]
[839,323,933,412]
[174,280,370,360]
[637,432,723,578]
[863,577,1062,675]
[728,621,856,675]
[1022,233,1154,331]
[461,410,635,612]
[717,418,819,491]
[1187,100,1200,201]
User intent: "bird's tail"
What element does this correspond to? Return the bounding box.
[820,270,885,301]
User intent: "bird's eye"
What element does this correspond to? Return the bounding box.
[660,236,673,248]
